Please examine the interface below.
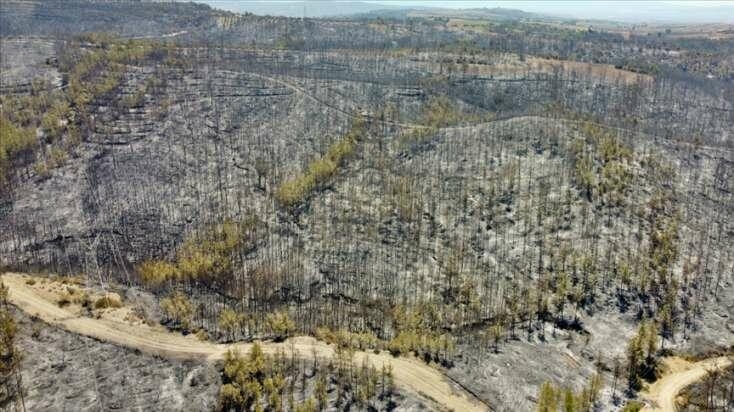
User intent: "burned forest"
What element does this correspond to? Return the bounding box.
[0,1,733,411]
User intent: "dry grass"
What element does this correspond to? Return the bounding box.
[456,55,652,85]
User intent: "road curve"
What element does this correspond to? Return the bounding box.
[641,355,733,412]
[2,273,489,412]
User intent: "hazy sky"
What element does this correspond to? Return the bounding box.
[366,1,734,22]
[201,1,734,23]
[367,1,732,7]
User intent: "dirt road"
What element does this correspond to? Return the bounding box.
[2,273,489,412]
[641,355,733,412]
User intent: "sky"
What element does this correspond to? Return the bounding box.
[368,1,731,6]
[368,1,734,22]
[366,1,732,7]
[200,1,734,23]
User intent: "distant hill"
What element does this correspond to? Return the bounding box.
[401,7,543,21]
[0,0,215,37]
[199,0,734,24]
[198,2,544,22]
[200,1,406,18]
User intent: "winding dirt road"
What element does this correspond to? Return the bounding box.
[641,355,733,412]
[2,273,489,412]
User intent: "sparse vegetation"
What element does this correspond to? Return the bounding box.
[620,400,644,412]
[536,371,604,412]
[679,363,734,411]
[0,282,23,409]
[626,321,660,391]
[136,217,259,287]
[218,343,393,411]
[276,122,364,207]
[265,311,296,341]
[160,291,194,331]
[0,115,36,186]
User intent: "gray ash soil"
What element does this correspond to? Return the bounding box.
[448,313,635,411]
[679,363,734,412]
[448,288,734,412]
[14,307,220,411]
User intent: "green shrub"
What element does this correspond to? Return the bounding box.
[32,161,51,179]
[135,217,258,286]
[94,294,122,309]
[0,116,37,184]
[160,291,193,330]
[621,400,644,412]
[48,147,68,168]
[275,123,362,207]
[41,100,71,142]
[136,259,179,287]
[265,311,295,340]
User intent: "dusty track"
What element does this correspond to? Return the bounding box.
[641,355,733,412]
[2,273,489,412]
